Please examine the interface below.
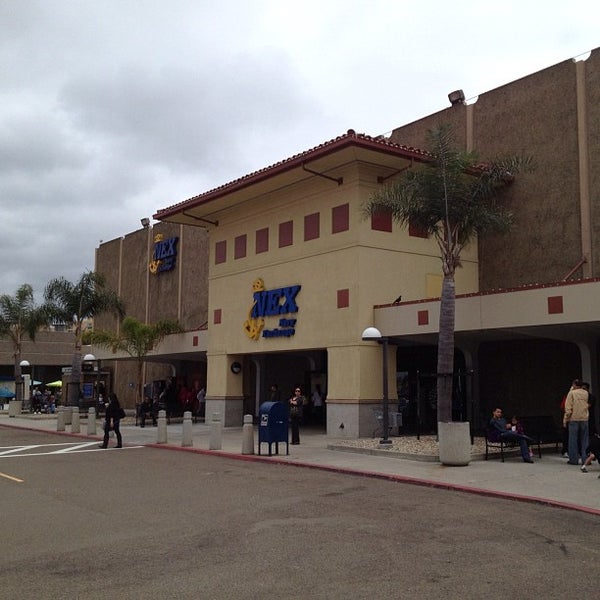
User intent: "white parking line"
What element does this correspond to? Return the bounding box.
[0,445,45,456]
[0,442,144,457]
[52,442,103,453]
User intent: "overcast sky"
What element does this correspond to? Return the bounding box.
[1,0,598,301]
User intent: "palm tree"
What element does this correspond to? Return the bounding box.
[83,316,182,406]
[44,272,125,406]
[364,125,533,424]
[0,284,51,403]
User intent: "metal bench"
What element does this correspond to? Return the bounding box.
[485,427,541,461]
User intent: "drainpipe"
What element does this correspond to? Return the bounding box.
[576,59,592,277]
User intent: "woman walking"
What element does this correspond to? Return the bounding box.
[100,392,124,449]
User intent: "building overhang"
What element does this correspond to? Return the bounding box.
[373,278,600,348]
[90,329,208,364]
[91,280,600,365]
[153,130,430,226]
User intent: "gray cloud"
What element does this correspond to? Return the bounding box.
[0,0,597,300]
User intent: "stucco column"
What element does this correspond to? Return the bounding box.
[205,353,244,427]
[326,344,397,438]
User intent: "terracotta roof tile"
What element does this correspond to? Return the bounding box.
[154,129,431,219]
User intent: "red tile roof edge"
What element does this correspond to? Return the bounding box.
[154,129,431,219]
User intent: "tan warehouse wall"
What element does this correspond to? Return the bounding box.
[94,223,208,407]
[95,223,209,332]
[390,48,600,290]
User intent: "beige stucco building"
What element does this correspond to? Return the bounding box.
[89,47,600,438]
[156,132,481,435]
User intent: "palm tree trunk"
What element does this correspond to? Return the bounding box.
[437,273,455,423]
[13,333,24,403]
[137,360,144,406]
[14,353,23,403]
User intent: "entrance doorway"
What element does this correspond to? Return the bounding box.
[244,350,327,428]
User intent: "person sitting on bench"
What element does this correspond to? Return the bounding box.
[489,407,534,463]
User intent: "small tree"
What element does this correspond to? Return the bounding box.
[45,272,125,406]
[83,316,182,406]
[0,284,50,403]
[364,125,533,424]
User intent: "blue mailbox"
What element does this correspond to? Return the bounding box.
[258,401,289,456]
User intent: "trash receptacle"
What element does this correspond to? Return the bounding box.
[258,401,289,456]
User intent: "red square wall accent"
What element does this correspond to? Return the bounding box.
[215,240,226,264]
[304,212,320,241]
[337,289,349,308]
[193,335,199,347]
[371,209,393,232]
[547,296,564,314]
[417,310,429,326]
[213,309,222,324]
[279,220,293,247]
[332,203,349,234]
[256,227,269,253]
[408,219,428,238]
[234,234,247,259]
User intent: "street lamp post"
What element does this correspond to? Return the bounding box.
[361,326,392,446]
[19,359,31,410]
[82,353,96,410]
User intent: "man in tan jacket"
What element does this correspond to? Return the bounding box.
[563,379,589,465]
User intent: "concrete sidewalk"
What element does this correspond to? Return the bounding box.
[2,412,599,515]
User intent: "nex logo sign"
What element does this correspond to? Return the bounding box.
[251,285,301,318]
[153,236,178,260]
[149,235,179,274]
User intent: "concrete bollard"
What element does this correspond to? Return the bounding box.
[71,407,80,433]
[63,406,73,425]
[9,400,22,417]
[182,411,193,447]
[209,412,222,450]
[157,409,167,444]
[242,414,254,455]
[87,407,96,435]
[57,406,66,431]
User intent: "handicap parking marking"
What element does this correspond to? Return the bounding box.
[0,445,46,456]
[52,442,109,454]
[0,442,144,458]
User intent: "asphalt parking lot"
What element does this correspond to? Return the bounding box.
[1,428,598,599]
